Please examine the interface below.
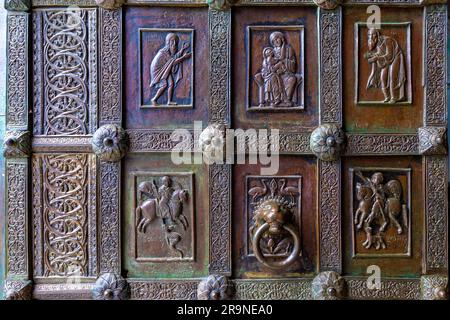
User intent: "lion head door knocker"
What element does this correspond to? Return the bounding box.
[135,176,189,258]
[354,171,408,250]
[249,185,301,269]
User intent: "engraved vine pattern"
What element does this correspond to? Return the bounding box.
[43,155,88,276]
[347,134,418,154]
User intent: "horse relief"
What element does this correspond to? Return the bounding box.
[135,176,189,258]
[354,171,408,250]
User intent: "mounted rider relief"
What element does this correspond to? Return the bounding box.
[350,168,411,257]
[247,26,304,111]
[133,172,194,262]
[355,22,412,105]
[139,28,194,108]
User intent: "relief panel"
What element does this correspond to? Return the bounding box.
[247,26,304,111]
[233,156,316,277]
[343,157,423,277]
[124,7,208,130]
[233,7,318,131]
[355,23,412,105]
[32,8,97,135]
[343,7,423,133]
[139,29,194,108]
[32,154,97,277]
[123,154,208,278]
[350,168,411,257]
[133,173,194,262]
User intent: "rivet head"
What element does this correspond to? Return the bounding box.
[103,289,114,300]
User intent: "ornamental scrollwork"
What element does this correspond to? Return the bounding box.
[3,130,30,158]
[95,0,125,9]
[311,271,346,300]
[310,124,345,161]
[4,280,32,300]
[313,0,340,10]
[4,0,30,11]
[92,124,129,162]
[92,273,130,300]
[197,275,232,300]
[418,126,447,155]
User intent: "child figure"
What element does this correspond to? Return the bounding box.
[261,47,286,106]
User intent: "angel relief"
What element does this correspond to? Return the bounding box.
[354,171,408,251]
[135,176,189,258]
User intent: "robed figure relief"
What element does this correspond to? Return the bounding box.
[364,28,406,104]
[254,31,303,109]
[150,33,192,106]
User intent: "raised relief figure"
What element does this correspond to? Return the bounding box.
[354,171,408,250]
[136,176,189,257]
[364,28,406,104]
[254,32,302,108]
[150,33,192,106]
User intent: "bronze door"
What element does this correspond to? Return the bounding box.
[2,0,448,300]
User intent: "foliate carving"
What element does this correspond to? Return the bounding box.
[418,127,447,155]
[199,124,226,163]
[310,124,345,161]
[346,134,418,155]
[42,154,89,276]
[96,0,124,9]
[425,156,448,271]
[92,273,130,300]
[311,271,346,300]
[421,275,448,300]
[319,161,341,271]
[4,280,32,300]
[7,12,28,129]
[33,283,94,300]
[92,124,128,162]
[198,275,232,300]
[314,0,340,9]
[135,175,191,259]
[129,280,198,300]
[247,177,301,269]
[209,164,231,274]
[99,162,120,273]
[319,8,341,123]
[5,0,30,11]
[6,162,28,276]
[424,5,447,125]
[347,278,420,300]
[209,9,230,124]
[233,279,312,300]
[99,8,121,123]
[35,9,97,135]
[250,28,304,110]
[352,169,411,256]
[3,131,30,158]
[278,132,311,154]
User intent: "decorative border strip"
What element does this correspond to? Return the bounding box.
[346,133,419,155]
[424,5,447,126]
[344,0,421,4]
[32,0,97,6]
[346,278,420,300]
[238,0,313,4]
[99,162,121,274]
[99,8,122,125]
[129,279,199,300]
[209,8,231,125]
[127,0,207,4]
[128,129,194,152]
[318,7,342,124]
[424,156,448,272]
[33,283,95,300]
[318,160,341,272]
[32,136,93,153]
[233,279,312,300]
[209,164,232,275]
[5,160,29,277]
[6,12,28,130]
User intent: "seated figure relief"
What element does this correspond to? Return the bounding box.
[364,28,406,104]
[254,31,302,108]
